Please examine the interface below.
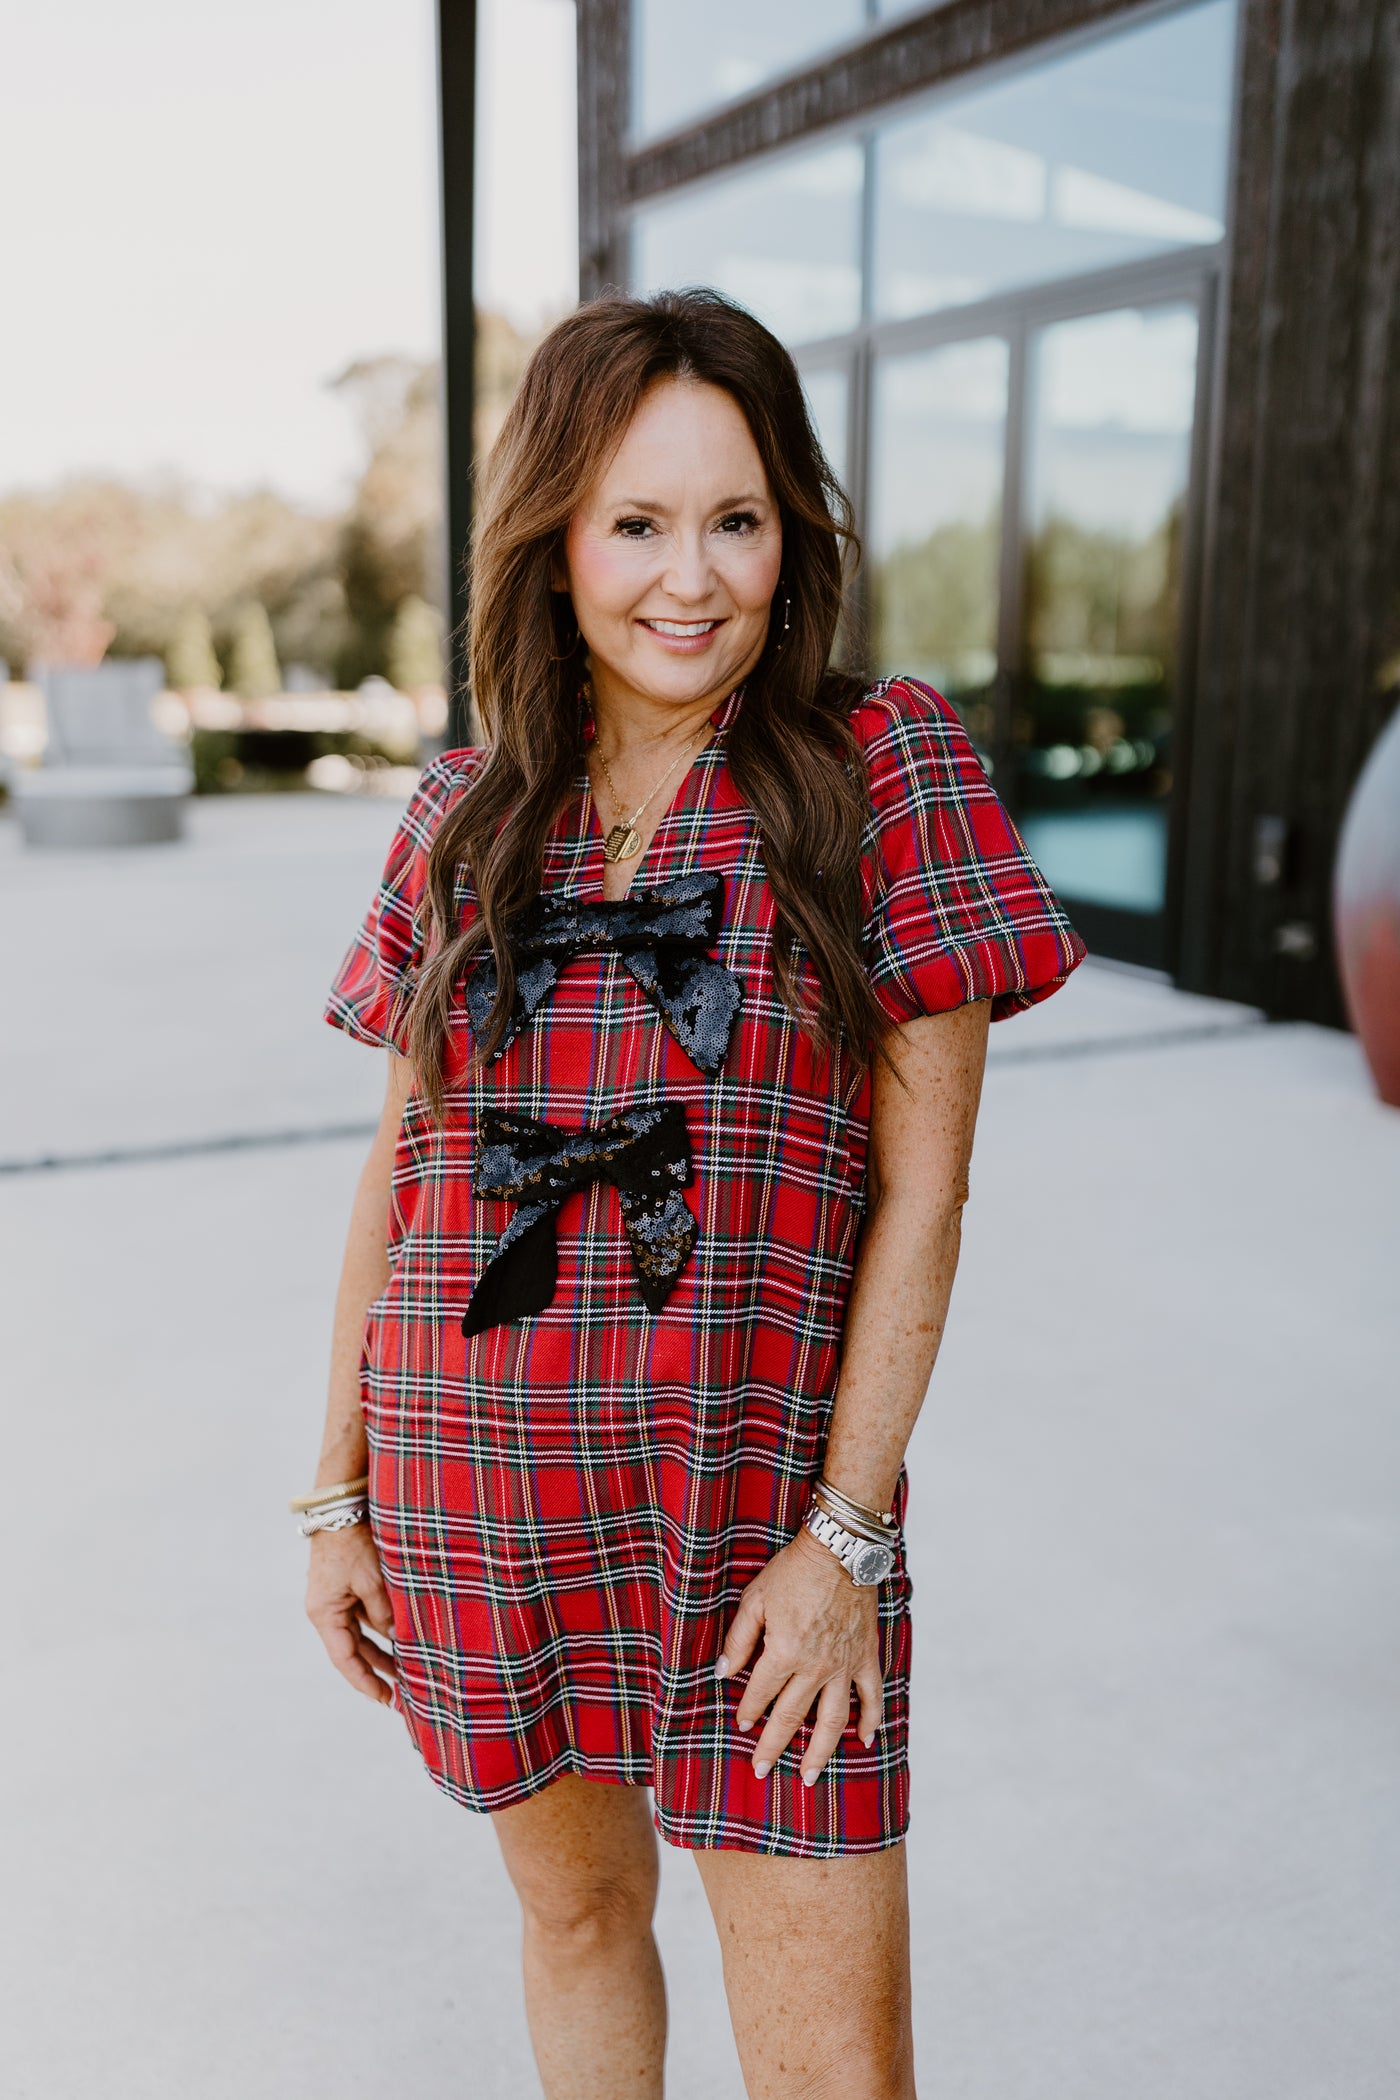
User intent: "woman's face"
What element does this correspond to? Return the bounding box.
[561,377,783,717]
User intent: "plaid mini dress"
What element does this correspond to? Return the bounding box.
[325,676,1084,1856]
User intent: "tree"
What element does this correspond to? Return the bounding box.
[330,355,444,686]
[165,605,222,691]
[0,483,127,668]
[872,514,1001,677]
[0,478,340,677]
[387,593,444,693]
[326,318,541,684]
[226,600,281,699]
[0,309,531,686]
[475,309,541,459]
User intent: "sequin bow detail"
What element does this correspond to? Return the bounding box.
[462,1103,697,1337]
[463,871,742,1075]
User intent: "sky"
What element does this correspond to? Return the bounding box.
[0,0,578,508]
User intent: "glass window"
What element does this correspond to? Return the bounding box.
[800,366,850,488]
[873,0,1236,320]
[869,337,1009,752]
[632,144,864,347]
[632,0,864,140]
[1016,303,1200,916]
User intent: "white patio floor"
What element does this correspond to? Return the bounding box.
[2,792,1396,2098]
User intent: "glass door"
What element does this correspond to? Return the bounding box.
[1012,300,1203,962]
[868,335,1010,760]
[852,286,1209,968]
[799,364,852,490]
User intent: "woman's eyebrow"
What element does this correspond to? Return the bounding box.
[605,492,771,513]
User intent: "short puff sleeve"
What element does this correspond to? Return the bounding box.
[324,749,481,1052]
[856,678,1085,1026]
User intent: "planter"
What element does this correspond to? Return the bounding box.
[1335,699,1400,1107]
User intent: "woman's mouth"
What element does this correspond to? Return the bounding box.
[638,617,724,652]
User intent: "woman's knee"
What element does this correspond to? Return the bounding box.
[515,1860,657,1960]
[494,1779,660,1960]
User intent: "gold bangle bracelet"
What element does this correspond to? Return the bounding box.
[811,1492,891,1548]
[816,1476,896,1531]
[288,1474,369,1515]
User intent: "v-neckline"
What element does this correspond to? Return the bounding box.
[569,684,745,903]
[579,747,701,902]
[578,733,716,903]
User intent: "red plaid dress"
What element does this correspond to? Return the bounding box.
[326,677,1084,1855]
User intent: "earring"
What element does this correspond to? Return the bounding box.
[774,580,792,650]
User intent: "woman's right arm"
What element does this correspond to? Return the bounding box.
[303,1052,414,1706]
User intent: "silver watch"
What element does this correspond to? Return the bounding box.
[803,1502,896,1587]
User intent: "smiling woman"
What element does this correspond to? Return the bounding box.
[558,379,783,875]
[407,291,886,1105]
[301,289,1084,2098]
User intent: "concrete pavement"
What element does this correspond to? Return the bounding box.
[2,793,1396,2097]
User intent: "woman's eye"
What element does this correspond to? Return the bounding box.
[614,516,655,539]
[717,511,760,535]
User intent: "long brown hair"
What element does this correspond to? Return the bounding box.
[406,288,886,1112]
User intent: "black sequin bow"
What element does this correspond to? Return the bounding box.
[461,1103,697,1337]
[464,871,742,1074]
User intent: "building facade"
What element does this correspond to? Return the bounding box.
[543,1,1400,1021]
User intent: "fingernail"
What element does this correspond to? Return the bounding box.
[861,1732,875,1747]
[713,1657,730,1679]
[802,1769,817,1788]
[737,1719,752,1733]
[752,1760,771,1780]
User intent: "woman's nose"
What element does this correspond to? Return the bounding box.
[659,533,714,604]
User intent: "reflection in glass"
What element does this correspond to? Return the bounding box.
[869,338,1009,753]
[873,0,1235,319]
[800,367,850,488]
[1016,304,1200,916]
[632,145,863,347]
[632,0,863,139]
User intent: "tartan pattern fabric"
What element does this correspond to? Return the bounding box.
[325,676,1085,1855]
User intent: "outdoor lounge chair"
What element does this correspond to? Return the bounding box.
[12,660,193,848]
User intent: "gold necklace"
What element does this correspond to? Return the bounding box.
[592,722,712,863]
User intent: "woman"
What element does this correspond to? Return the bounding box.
[299,289,1083,2097]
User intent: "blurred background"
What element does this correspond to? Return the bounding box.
[2,3,1397,2097]
[0,0,575,800]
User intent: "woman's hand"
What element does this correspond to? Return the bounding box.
[305,1524,398,1707]
[716,1526,883,1786]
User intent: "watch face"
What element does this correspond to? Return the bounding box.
[851,1541,893,1586]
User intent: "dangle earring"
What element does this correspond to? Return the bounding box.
[773,580,792,650]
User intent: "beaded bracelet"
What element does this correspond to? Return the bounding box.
[295,1494,369,1539]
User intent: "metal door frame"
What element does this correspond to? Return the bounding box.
[799,252,1219,969]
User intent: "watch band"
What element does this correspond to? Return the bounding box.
[803,1501,896,1587]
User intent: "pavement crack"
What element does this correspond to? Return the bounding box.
[2,1020,1270,1177]
[0,1121,379,1177]
[986,1016,1269,1069]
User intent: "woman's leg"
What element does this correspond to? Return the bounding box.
[492,1773,667,2099]
[692,1842,915,2100]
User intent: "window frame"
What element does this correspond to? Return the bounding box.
[594,0,1244,973]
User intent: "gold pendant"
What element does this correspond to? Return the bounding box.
[603,822,643,862]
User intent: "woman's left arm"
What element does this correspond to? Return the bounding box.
[716,997,991,1785]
